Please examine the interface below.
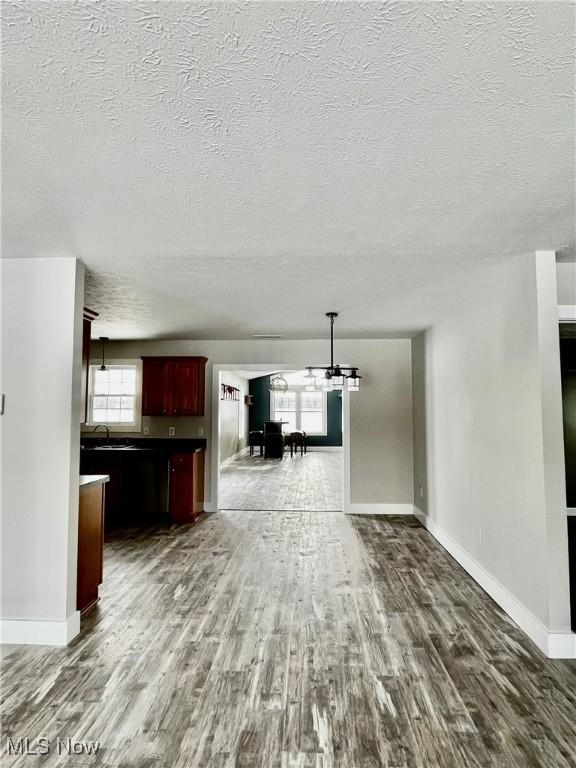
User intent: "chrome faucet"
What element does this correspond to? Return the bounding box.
[93,424,110,442]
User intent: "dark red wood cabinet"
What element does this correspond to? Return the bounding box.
[77,481,106,613]
[141,358,172,415]
[169,451,205,522]
[80,308,98,423]
[142,357,207,417]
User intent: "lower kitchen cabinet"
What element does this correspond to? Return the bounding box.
[80,441,205,528]
[77,476,108,613]
[170,450,204,523]
[80,450,169,529]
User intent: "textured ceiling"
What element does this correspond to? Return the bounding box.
[2,1,574,339]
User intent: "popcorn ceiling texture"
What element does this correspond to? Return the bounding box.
[2,1,574,338]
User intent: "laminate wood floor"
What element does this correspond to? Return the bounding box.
[219,451,342,511]
[2,512,576,768]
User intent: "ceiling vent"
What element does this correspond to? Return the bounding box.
[252,334,284,339]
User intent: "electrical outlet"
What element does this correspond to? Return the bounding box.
[418,483,424,499]
[198,427,204,437]
[168,426,175,437]
[143,425,150,436]
[477,528,484,545]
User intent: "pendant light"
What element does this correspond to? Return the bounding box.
[331,365,345,389]
[347,368,361,391]
[99,336,109,371]
[304,368,316,392]
[269,374,289,392]
[306,313,362,393]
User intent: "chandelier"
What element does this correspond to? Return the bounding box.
[268,374,289,392]
[305,312,362,392]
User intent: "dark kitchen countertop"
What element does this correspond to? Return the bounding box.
[80,437,206,453]
[80,474,110,488]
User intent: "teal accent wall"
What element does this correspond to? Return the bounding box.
[248,375,342,447]
[249,375,271,434]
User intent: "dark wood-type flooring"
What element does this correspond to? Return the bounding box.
[2,512,576,767]
[219,452,342,511]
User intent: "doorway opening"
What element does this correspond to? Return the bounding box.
[212,365,349,512]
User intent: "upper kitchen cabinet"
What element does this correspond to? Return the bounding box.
[173,358,206,416]
[141,358,172,415]
[81,308,98,423]
[142,357,207,416]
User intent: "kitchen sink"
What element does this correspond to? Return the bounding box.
[92,444,136,450]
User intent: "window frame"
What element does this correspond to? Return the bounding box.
[270,387,328,436]
[86,359,143,432]
[239,393,246,440]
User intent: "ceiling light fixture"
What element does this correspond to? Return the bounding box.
[269,374,289,392]
[306,313,362,392]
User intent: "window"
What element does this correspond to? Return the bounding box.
[272,391,298,433]
[300,391,324,434]
[271,388,327,435]
[88,362,142,430]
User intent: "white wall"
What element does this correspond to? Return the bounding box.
[556,261,576,305]
[1,257,85,645]
[413,252,572,655]
[92,338,414,507]
[411,332,428,516]
[219,371,248,463]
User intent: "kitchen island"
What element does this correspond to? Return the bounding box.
[78,474,109,613]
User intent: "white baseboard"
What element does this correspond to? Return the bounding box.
[346,503,414,515]
[413,509,576,659]
[412,505,427,525]
[0,611,81,646]
[547,633,576,658]
[220,446,342,460]
[219,447,249,466]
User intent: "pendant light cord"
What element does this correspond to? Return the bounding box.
[99,336,109,371]
[330,314,334,369]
